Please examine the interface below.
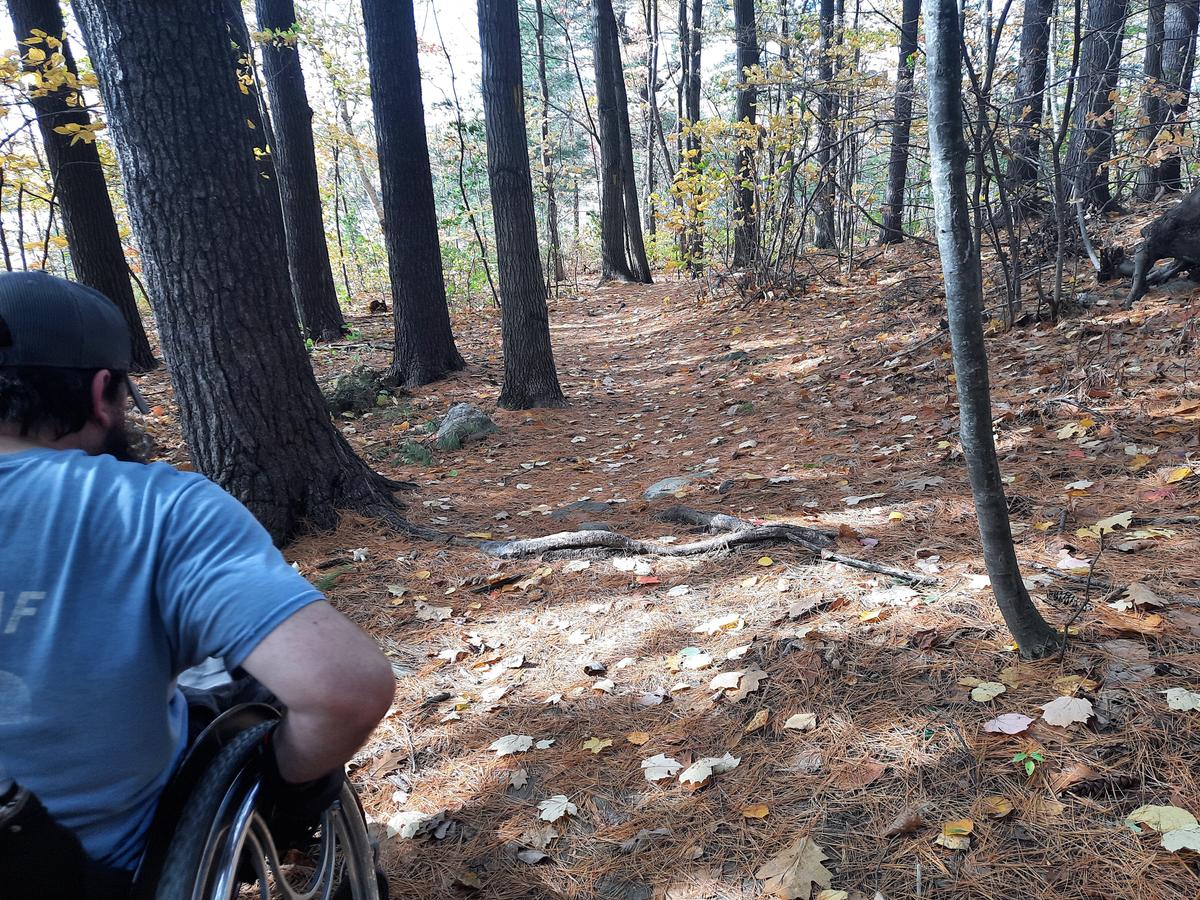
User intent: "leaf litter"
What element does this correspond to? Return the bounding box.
[196,259,1200,898]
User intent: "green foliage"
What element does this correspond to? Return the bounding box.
[1012,750,1045,777]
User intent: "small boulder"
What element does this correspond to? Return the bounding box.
[643,473,708,501]
[324,366,388,415]
[550,499,611,521]
[435,402,498,451]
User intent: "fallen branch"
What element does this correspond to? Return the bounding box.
[788,537,940,586]
[1130,515,1200,526]
[477,523,829,560]
[654,505,836,544]
[1021,560,1200,608]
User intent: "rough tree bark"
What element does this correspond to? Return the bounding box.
[255,0,346,342]
[925,0,1061,657]
[1158,0,1200,190]
[593,0,637,282]
[1135,0,1166,201]
[534,0,566,283]
[1065,0,1129,211]
[878,0,919,243]
[477,0,566,409]
[1004,0,1054,205]
[684,0,703,272]
[610,12,653,283]
[73,0,415,543]
[361,0,464,387]
[6,0,155,371]
[732,0,760,267]
[813,0,837,249]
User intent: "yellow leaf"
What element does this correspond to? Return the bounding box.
[626,731,651,745]
[745,708,770,733]
[859,608,886,623]
[464,531,493,539]
[982,796,1014,818]
[888,511,904,522]
[1130,453,1152,471]
[582,737,613,754]
[757,556,774,567]
[413,570,432,579]
[942,819,974,836]
[742,803,770,818]
[1166,466,1193,484]
[24,46,46,63]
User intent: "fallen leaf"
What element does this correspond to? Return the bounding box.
[981,796,1014,818]
[784,713,818,731]
[1126,804,1198,834]
[1076,510,1133,538]
[1165,465,1194,484]
[508,769,528,790]
[983,713,1033,734]
[489,734,533,757]
[746,708,771,733]
[681,651,715,670]
[1165,687,1200,711]
[1119,582,1168,610]
[710,670,744,691]
[970,681,1007,702]
[642,753,683,782]
[567,630,591,645]
[414,601,452,621]
[536,795,577,822]
[534,739,555,750]
[742,803,771,819]
[881,806,926,837]
[516,849,549,864]
[695,613,745,635]
[1041,696,1094,727]
[679,753,741,786]
[1161,824,1200,852]
[592,678,615,693]
[754,836,833,899]
[582,737,613,754]
[727,667,768,702]
[814,892,848,900]
[831,758,886,790]
[627,731,651,745]
[758,556,774,566]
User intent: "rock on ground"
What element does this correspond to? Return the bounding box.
[435,403,498,451]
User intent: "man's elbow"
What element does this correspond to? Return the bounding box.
[324,651,395,737]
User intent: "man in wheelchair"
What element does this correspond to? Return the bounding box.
[0,272,396,897]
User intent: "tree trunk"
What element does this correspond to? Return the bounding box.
[732,0,760,267]
[338,98,386,231]
[534,0,566,283]
[594,0,637,282]
[814,0,836,248]
[1158,0,1200,190]
[923,0,1061,658]
[878,0,919,243]
[361,0,464,387]
[610,16,654,283]
[1135,0,1166,200]
[685,0,704,272]
[255,0,346,342]
[1004,0,1054,204]
[6,0,155,371]
[73,0,410,543]
[644,0,659,238]
[1065,0,1129,211]
[477,0,566,409]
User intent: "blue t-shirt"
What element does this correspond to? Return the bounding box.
[0,449,321,871]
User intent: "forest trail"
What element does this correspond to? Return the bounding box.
[139,251,1200,899]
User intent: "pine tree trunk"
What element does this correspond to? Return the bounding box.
[878,0,919,243]
[924,0,1061,659]
[593,0,637,282]
[1065,0,1129,211]
[814,0,836,249]
[732,0,759,267]
[73,0,411,543]
[255,0,346,342]
[1136,0,1166,200]
[610,18,654,283]
[1158,0,1200,190]
[644,0,659,238]
[685,0,704,273]
[361,0,464,387]
[1005,0,1054,205]
[534,0,566,283]
[477,0,565,409]
[6,0,155,371]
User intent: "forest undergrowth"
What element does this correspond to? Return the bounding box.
[137,233,1200,899]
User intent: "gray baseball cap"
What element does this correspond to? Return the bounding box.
[0,270,149,412]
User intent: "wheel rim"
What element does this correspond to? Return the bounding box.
[198,781,378,900]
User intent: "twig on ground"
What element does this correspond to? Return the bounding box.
[1061,533,1104,662]
[789,538,940,586]
[1022,559,1200,607]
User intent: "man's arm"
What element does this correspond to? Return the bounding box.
[240,602,395,783]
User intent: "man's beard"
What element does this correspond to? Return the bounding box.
[99,423,146,464]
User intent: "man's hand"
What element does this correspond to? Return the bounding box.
[240,602,395,783]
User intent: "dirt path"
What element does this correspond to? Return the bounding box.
[140,258,1200,898]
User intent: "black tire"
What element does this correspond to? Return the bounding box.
[153,720,273,899]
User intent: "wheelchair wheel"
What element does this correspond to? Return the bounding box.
[152,720,382,900]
